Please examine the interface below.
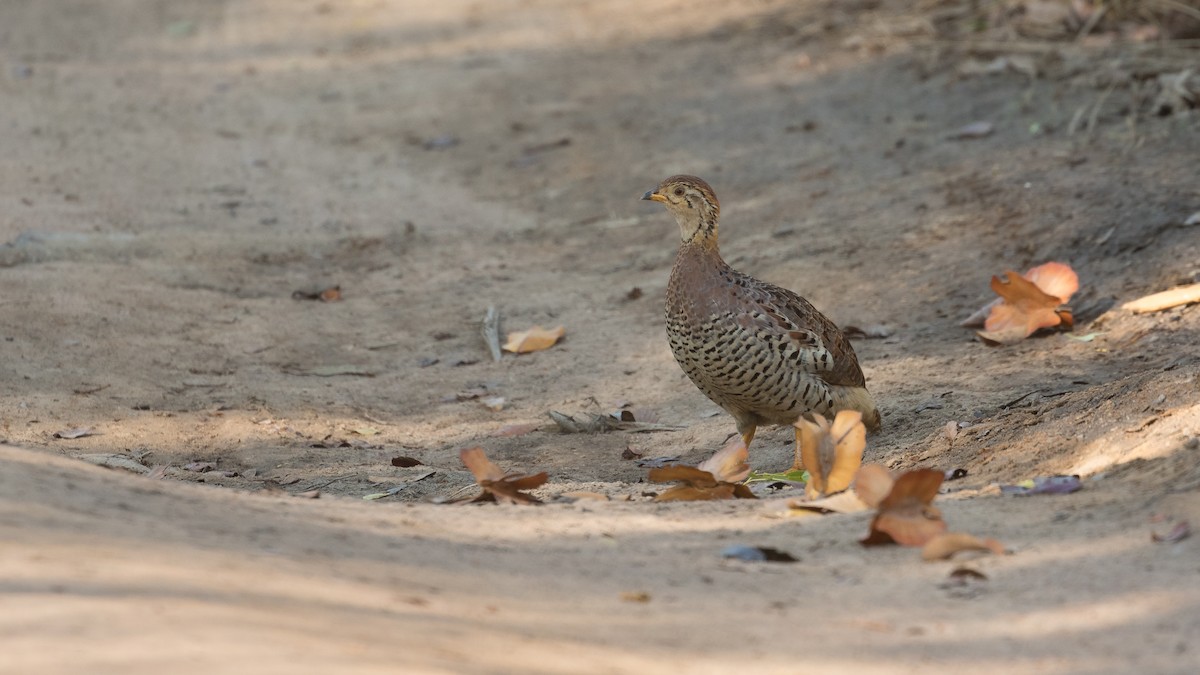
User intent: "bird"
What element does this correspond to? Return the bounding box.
[641,174,881,461]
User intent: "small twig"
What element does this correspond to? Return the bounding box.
[481,305,502,362]
[72,384,110,395]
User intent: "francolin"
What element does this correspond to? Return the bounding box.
[642,175,881,457]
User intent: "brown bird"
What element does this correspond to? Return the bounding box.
[642,175,881,457]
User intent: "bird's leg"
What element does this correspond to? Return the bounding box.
[790,424,806,472]
[740,425,756,451]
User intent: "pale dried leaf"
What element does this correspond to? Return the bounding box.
[54,426,95,439]
[696,437,750,483]
[786,490,870,515]
[1023,261,1079,304]
[78,453,149,474]
[944,421,959,443]
[1122,283,1200,313]
[491,422,541,438]
[502,325,565,353]
[797,410,865,498]
[854,464,894,509]
[922,532,1006,561]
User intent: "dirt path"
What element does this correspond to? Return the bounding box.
[1,1,1198,672]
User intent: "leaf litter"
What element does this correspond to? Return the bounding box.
[721,545,798,563]
[54,426,96,439]
[502,325,565,354]
[458,447,547,505]
[647,438,755,502]
[966,262,1079,345]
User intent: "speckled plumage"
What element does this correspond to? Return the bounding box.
[643,175,881,450]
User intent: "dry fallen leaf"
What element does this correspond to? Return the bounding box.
[921,532,1006,561]
[796,410,866,499]
[459,447,548,505]
[490,422,541,438]
[861,468,947,547]
[54,426,96,439]
[1151,520,1190,544]
[964,260,1080,343]
[649,438,756,502]
[785,490,869,516]
[502,325,565,354]
[977,262,1078,344]
[721,545,798,562]
[291,285,341,302]
[1122,283,1200,314]
[853,463,895,509]
[1023,261,1079,304]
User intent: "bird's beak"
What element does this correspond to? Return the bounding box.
[641,189,666,203]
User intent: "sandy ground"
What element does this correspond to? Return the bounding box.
[1,0,1199,672]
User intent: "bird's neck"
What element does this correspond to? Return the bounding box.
[675,210,719,251]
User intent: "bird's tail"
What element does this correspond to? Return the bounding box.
[830,385,882,432]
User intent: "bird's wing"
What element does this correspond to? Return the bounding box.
[736,278,867,388]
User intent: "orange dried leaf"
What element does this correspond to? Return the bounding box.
[861,468,947,547]
[1023,261,1078,304]
[502,325,565,354]
[654,483,740,501]
[647,465,718,487]
[979,271,1069,344]
[458,447,546,505]
[460,446,504,482]
[797,410,865,499]
[922,532,1006,561]
[648,443,756,502]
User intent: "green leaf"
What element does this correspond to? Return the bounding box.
[746,469,809,484]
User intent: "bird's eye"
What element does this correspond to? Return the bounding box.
[673,188,685,197]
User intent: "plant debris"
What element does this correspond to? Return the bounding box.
[648,438,756,501]
[481,305,502,362]
[634,455,681,469]
[490,422,541,438]
[291,285,341,302]
[948,121,994,139]
[844,324,894,339]
[391,456,423,467]
[54,426,96,439]
[182,461,216,472]
[921,532,1006,561]
[721,545,798,563]
[502,325,565,354]
[78,453,150,474]
[284,364,375,377]
[796,410,866,499]
[1000,475,1083,496]
[1122,283,1200,313]
[458,446,547,505]
[547,410,683,434]
[969,262,1078,345]
[860,468,947,547]
[1151,520,1190,544]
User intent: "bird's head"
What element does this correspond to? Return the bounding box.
[641,175,720,246]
